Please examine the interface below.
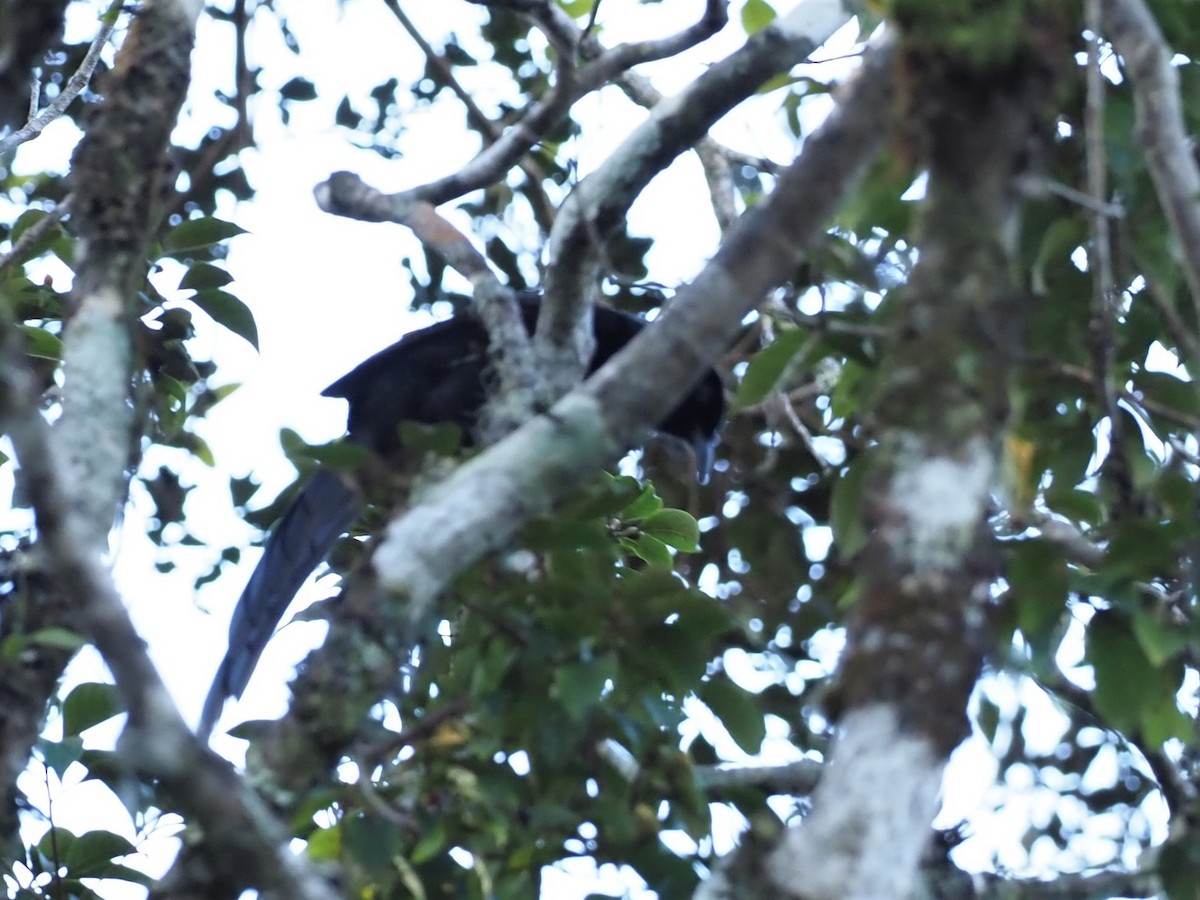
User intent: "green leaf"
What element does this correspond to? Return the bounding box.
[1103,519,1193,587]
[10,209,64,260]
[186,431,216,466]
[89,863,151,885]
[1086,610,1156,733]
[300,440,372,470]
[1007,539,1068,651]
[37,826,77,866]
[975,697,1001,743]
[1042,486,1104,526]
[640,508,700,552]
[1031,216,1087,296]
[279,76,318,101]
[1140,687,1193,746]
[344,815,403,873]
[410,820,447,864]
[62,682,122,737]
[190,288,259,350]
[1131,611,1190,668]
[1159,834,1200,900]
[699,678,765,754]
[673,592,734,643]
[733,327,808,410]
[740,0,776,34]
[306,825,341,862]
[178,262,234,291]
[21,324,62,361]
[1134,369,1200,420]
[397,420,464,456]
[37,736,84,779]
[27,627,87,651]
[829,358,871,420]
[162,216,245,254]
[622,482,663,519]
[64,829,136,876]
[558,0,594,16]
[625,533,673,568]
[620,568,693,620]
[756,72,804,96]
[830,453,870,557]
[553,652,617,722]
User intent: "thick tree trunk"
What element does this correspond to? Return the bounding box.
[705,10,1070,899]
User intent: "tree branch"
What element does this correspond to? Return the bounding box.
[541,0,856,383]
[0,0,71,129]
[598,738,823,794]
[617,70,740,232]
[755,10,1060,896]
[382,0,556,231]
[367,0,732,210]
[0,1,339,893]
[0,198,70,272]
[975,869,1159,899]
[314,174,547,442]
[0,0,120,156]
[0,318,337,899]
[1102,0,1200,326]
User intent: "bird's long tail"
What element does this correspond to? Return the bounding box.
[198,470,360,739]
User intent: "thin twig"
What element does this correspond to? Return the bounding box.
[0,2,120,156]
[581,0,729,81]
[286,29,892,807]
[312,171,541,425]
[0,198,70,272]
[360,696,472,762]
[1141,273,1200,361]
[1085,6,1115,300]
[315,172,498,286]
[402,0,728,208]
[27,76,40,122]
[382,0,555,230]
[1013,172,1124,216]
[598,737,823,793]
[1086,0,1132,511]
[618,70,739,232]
[1053,360,1200,430]
[1030,511,1105,568]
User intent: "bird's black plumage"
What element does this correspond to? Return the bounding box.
[199,295,724,738]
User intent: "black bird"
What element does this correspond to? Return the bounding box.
[199,295,724,738]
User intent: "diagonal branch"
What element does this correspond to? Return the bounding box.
[314,173,541,428]
[316,0,853,405]
[0,0,121,156]
[389,0,731,208]
[7,0,337,893]
[383,0,557,230]
[0,197,70,272]
[541,0,855,391]
[1102,0,1200,327]
[0,0,72,129]
[0,318,337,899]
